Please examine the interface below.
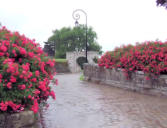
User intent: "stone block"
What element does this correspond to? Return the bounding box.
[0,114,5,127]
[0,111,35,128]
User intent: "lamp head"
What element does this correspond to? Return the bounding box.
[75,20,79,26]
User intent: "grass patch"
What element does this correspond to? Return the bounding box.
[80,74,84,81]
[55,58,67,63]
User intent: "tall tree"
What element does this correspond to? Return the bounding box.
[45,25,102,58]
[43,41,55,56]
[157,0,167,8]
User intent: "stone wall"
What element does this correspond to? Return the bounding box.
[0,111,37,128]
[83,64,167,97]
[66,51,99,73]
[55,61,70,73]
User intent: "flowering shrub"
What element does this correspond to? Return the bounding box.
[0,26,56,114]
[98,41,167,79]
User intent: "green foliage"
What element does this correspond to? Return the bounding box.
[80,74,84,81]
[93,56,98,63]
[46,25,102,58]
[55,58,67,63]
[43,41,55,56]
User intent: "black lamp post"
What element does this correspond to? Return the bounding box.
[72,9,88,63]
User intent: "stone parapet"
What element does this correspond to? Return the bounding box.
[0,111,37,128]
[83,64,167,97]
[55,62,70,73]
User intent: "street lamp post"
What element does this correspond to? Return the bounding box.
[72,9,88,63]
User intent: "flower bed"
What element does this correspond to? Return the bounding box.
[0,26,56,114]
[98,41,167,79]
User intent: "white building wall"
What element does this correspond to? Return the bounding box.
[66,51,99,73]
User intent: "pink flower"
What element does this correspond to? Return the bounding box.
[38,81,47,91]
[19,74,24,79]
[40,62,47,74]
[27,72,33,78]
[8,101,21,111]
[22,63,30,71]
[18,84,26,90]
[28,84,32,88]
[31,99,39,113]
[3,58,13,65]
[19,58,22,63]
[6,52,9,57]
[28,52,34,58]
[34,89,40,95]
[12,49,17,57]
[19,47,26,55]
[35,70,40,77]
[0,74,2,79]
[7,82,12,89]
[54,79,58,85]
[0,102,8,111]
[28,95,32,99]
[50,91,56,100]
[10,76,16,83]
[47,59,55,67]
[31,78,37,82]
[0,52,4,56]
[50,75,53,80]
[0,45,7,52]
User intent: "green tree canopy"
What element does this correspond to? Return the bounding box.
[44,25,102,58]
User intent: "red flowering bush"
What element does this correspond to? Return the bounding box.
[0,26,56,114]
[99,41,167,79]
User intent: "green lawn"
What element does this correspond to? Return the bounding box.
[55,58,67,63]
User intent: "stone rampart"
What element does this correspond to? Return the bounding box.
[83,64,167,97]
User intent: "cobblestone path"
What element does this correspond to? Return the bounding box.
[39,73,167,128]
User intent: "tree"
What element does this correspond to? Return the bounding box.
[43,41,55,56]
[45,25,102,58]
[156,0,167,8]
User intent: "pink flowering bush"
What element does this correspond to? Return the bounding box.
[0,26,56,114]
[98,41,167,79]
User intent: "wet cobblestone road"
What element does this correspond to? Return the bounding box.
[39,73,167,128]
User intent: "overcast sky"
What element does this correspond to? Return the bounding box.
[0,0,167,52]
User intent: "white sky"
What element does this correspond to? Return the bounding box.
[0,0,167,52]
